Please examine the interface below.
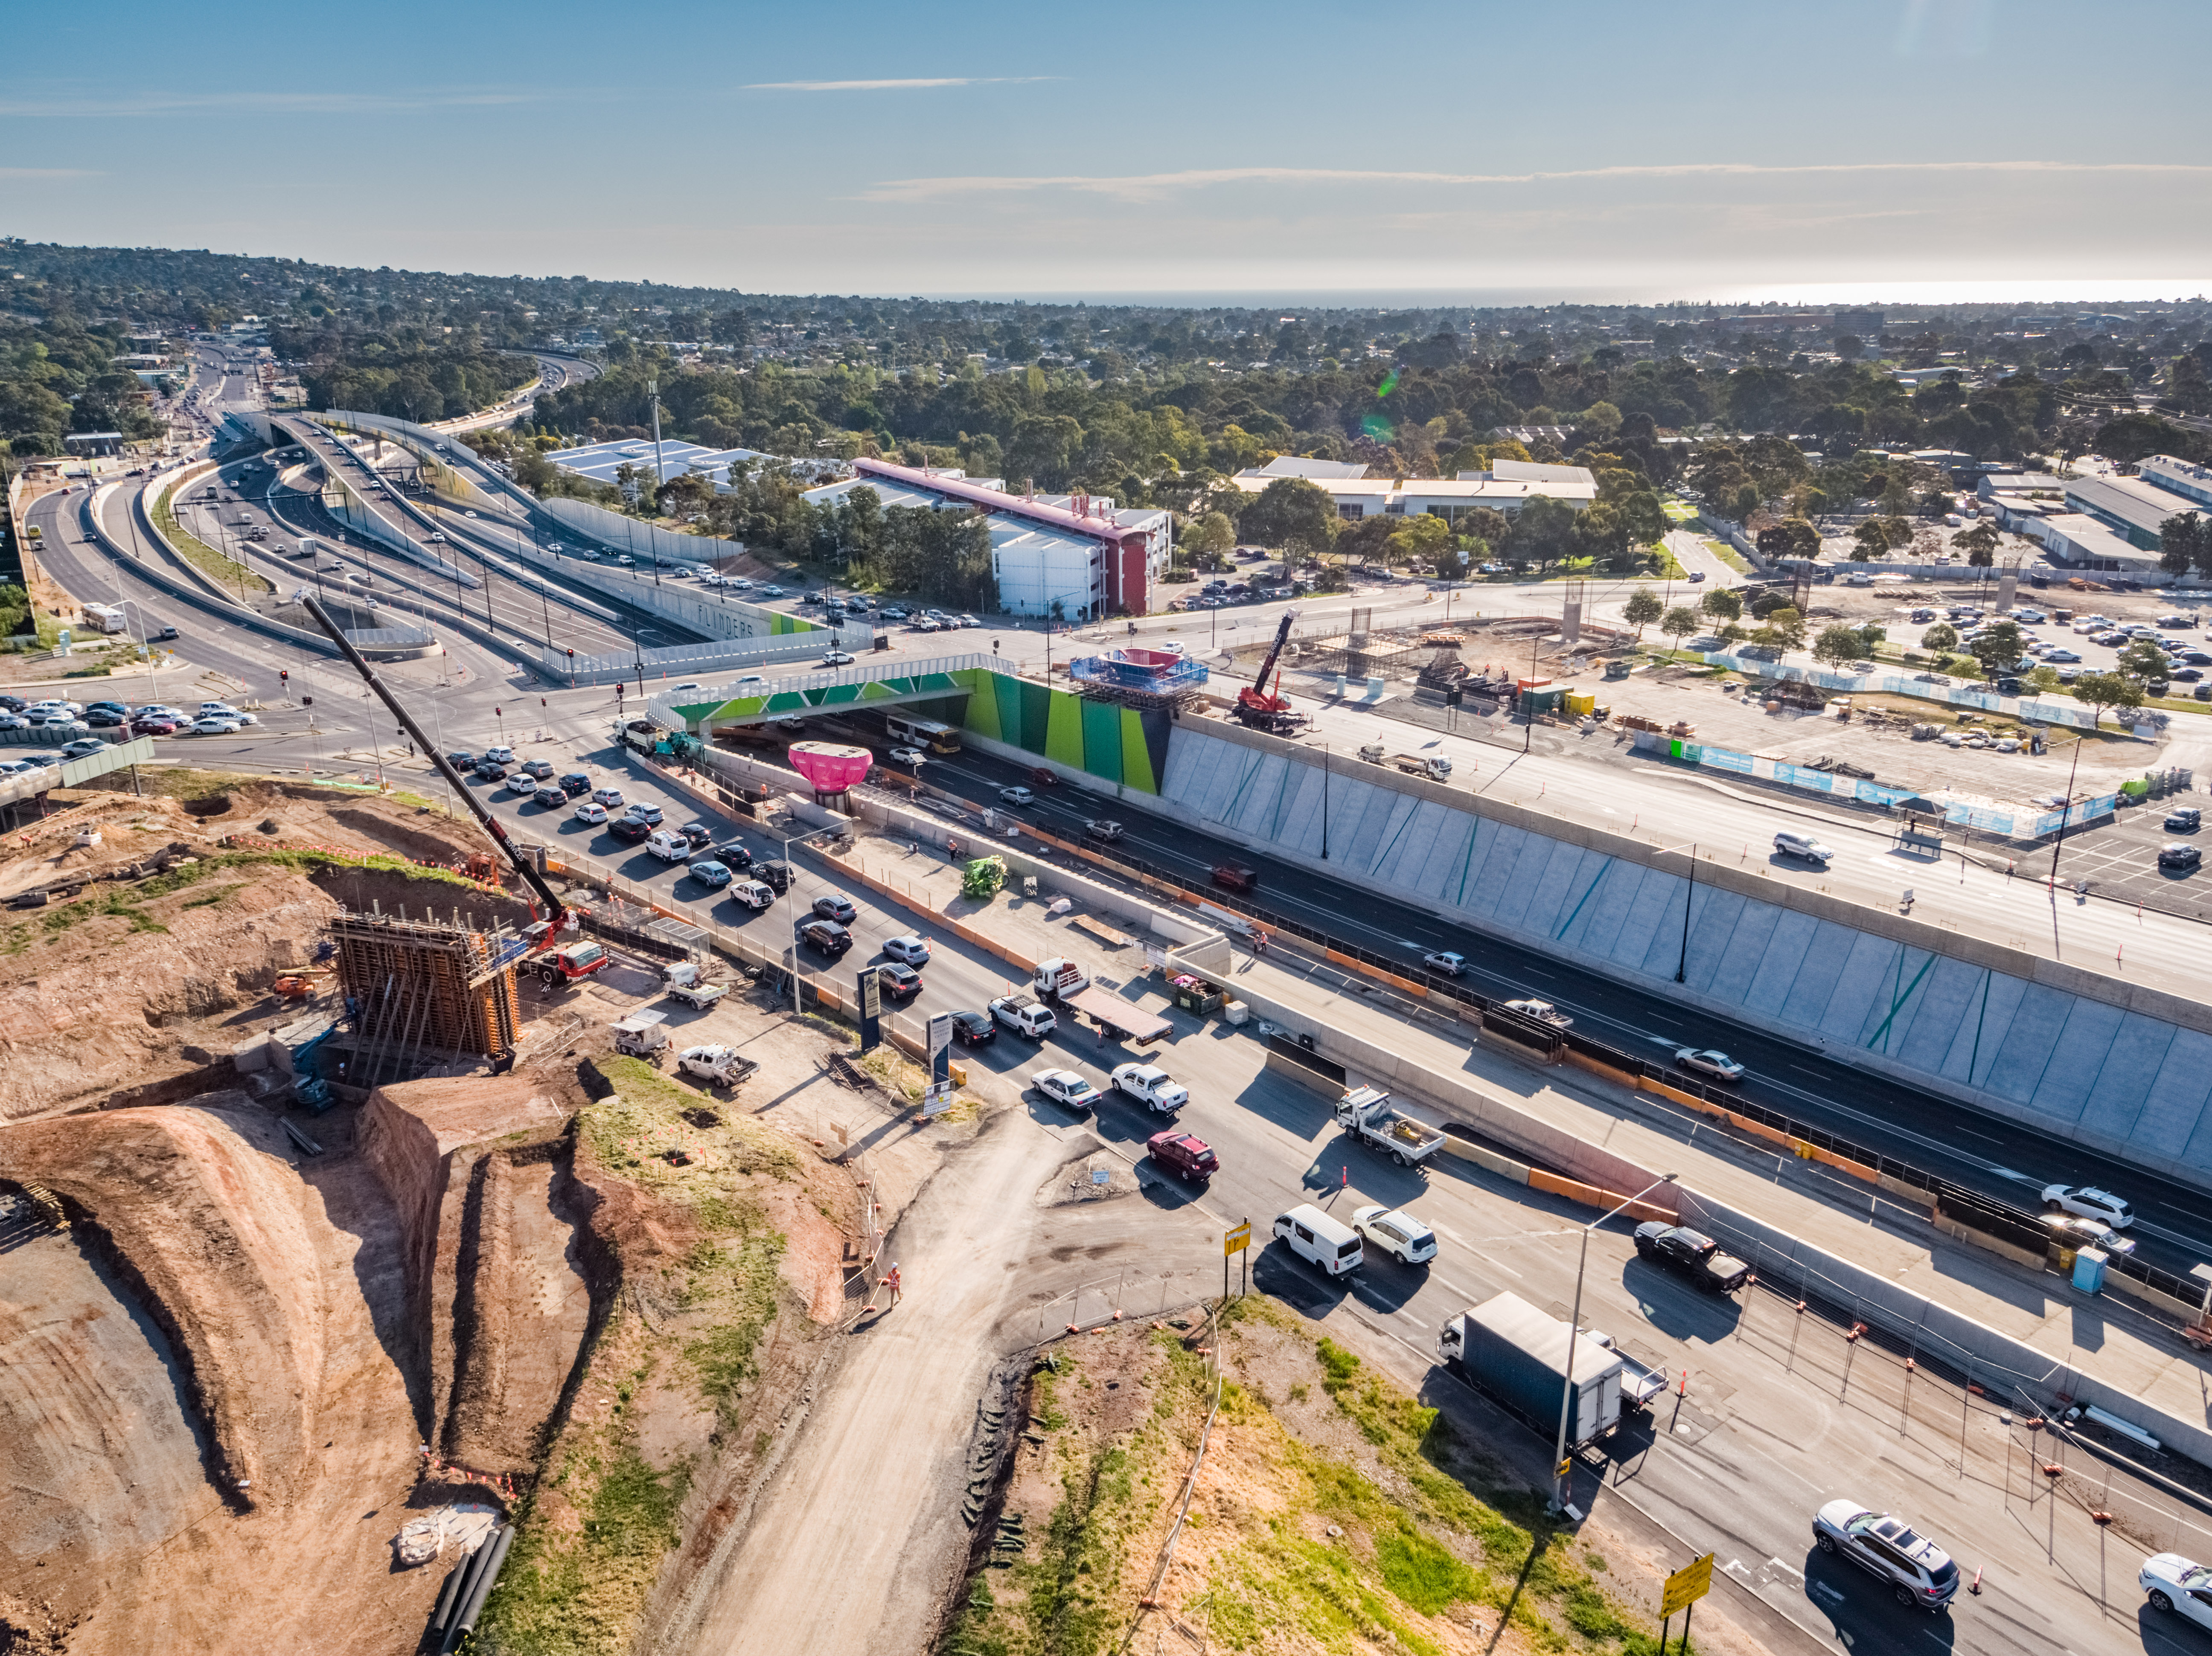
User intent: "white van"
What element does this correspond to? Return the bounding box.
[646,829,691,862]
[1272,1204,1363,1276]
[1773,830,1835,865]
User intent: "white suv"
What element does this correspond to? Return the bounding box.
[1813,1501,1960,1612]
[2042,1184,2133,1228]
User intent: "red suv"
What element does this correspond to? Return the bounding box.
[1147,1131,1217,1185]
[1211,863,1258,892]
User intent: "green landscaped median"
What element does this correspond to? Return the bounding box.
[151,479,271,597]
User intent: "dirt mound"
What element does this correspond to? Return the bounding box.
[0,1101,327,1506]
[358,1076,594,1475]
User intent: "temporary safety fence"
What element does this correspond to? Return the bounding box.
[1701,649,2129,731]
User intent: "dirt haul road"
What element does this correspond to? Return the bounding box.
[665,1103,1173,1656]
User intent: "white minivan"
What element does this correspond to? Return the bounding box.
[1273,1204,1363,1276]
[645,829,692,862]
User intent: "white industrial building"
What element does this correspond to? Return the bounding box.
[803,459,1172,619]
[1228,454,1596,522]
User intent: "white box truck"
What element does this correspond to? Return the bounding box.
[1436,1291,1626,1449]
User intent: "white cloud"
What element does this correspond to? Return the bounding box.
[864,158,2212,205]
[742,76,1054,92]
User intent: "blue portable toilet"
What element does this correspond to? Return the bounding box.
[2072,1247,2107,1294]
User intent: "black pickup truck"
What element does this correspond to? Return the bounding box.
[1633,1222,1751,1293]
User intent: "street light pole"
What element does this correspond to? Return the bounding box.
[1551,1173,1678,1513]
[1320,744,1330,860]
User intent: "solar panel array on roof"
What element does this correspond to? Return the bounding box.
[550,438,773,487]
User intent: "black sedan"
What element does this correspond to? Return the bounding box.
[710,839,754,870]
[679,820,716,849]
[949,1009,996,1046]
[446,750,475,770]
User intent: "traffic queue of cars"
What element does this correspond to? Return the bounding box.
[0,694,259,741]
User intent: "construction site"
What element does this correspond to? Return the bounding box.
[0,764,900,1656]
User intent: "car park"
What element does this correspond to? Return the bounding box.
[876,962,923,1001]
[1674,1047,1746,1081]
[812,894,857,924]
[2167,808,2201,832]
[574,801,609,826]
[883,935,931,965]
[1350,1204,1436,1265]
[1032,1069,1100,1112]
[2041,1184,2133,1227]
[1812,1501,1960,1611]
[2160,843,2201,870]
[800,918,852,956]
[608,815,652,844]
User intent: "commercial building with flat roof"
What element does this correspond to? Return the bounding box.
[1227,459,1595,523]
[2139,454,2212,514]
[2064,474,2189,550]
[805,458,1170,619]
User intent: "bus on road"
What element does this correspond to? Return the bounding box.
[886,713,963,755]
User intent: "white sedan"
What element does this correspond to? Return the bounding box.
[887,746,927,766]
[573,801,609,826]
[820,650,856,667]
[2142,1553,2212,1627]
[1033,1069,1100,1113]
[1674,1048,1746,1082]
[189,716,242,735]
[1421,951,1466,976]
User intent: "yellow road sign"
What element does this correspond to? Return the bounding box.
[1661,1553,1714,1617]
[1224,1221,1252,1256]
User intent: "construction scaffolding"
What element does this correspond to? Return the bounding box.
[328,909,523,1084]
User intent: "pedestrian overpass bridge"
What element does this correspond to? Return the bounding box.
[647,652,993,733]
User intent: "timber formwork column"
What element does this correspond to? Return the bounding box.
[329,911,521,1067]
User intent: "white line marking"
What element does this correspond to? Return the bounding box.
[1440,1279,1487,1304]
[1399,1312,1427,1328]
[1481,1254,1523,1279]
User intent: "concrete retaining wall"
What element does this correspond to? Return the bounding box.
[1142,713,2212,1191]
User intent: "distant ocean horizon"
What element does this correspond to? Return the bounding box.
[909,279,2212,312]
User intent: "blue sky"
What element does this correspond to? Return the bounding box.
[4,0,2208,303]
